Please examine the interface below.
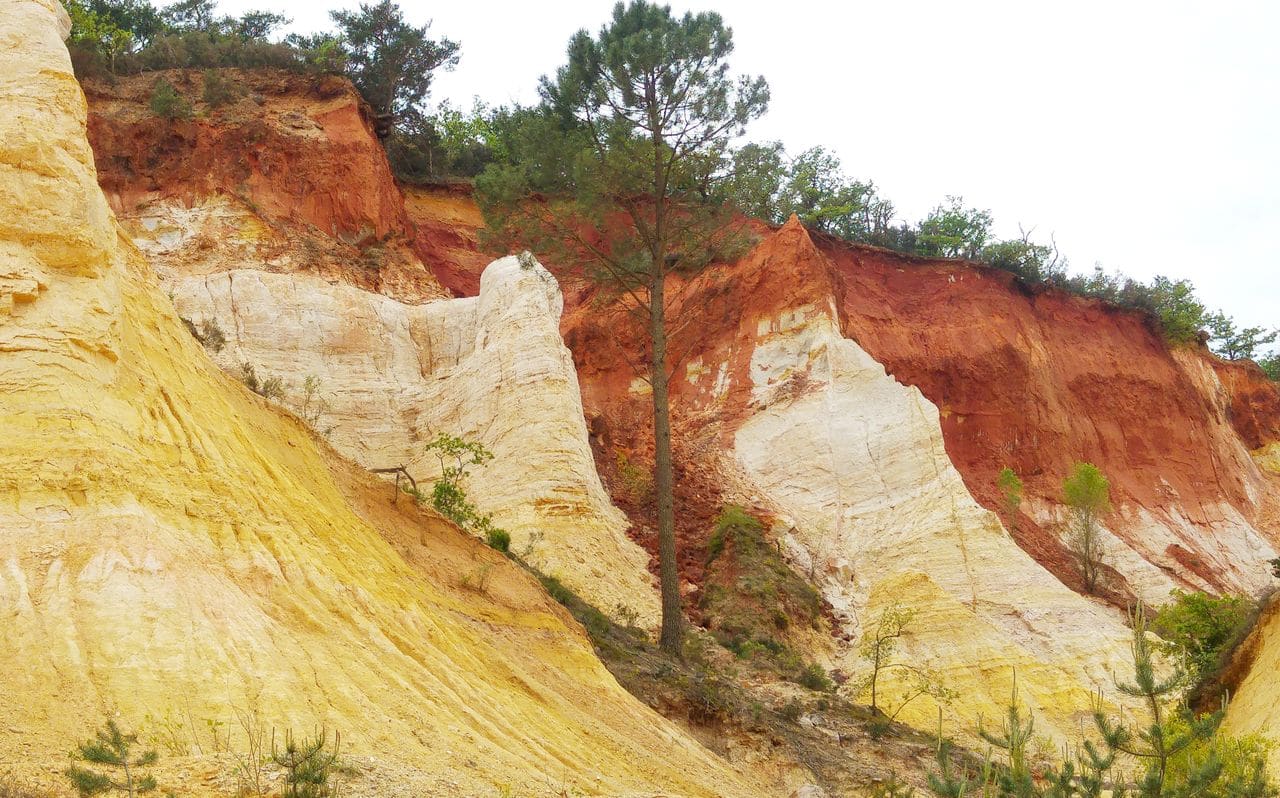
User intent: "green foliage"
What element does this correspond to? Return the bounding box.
[613,449,653,507]
[927,605,1278,798]
[1062,462,1111,594]
[1152,590,1250,683]
[421,433,510,549]
[201,69,240,106]
[916,196,993,260]
[64,720,159,797]
[856,601,954,720]
[777,147,894,242]
[238,362,283,401]
[978,675,1038,797]
[1205,311,1278,362]
[329,0,459,131]
[181,316,226,352]
[997,466,1024,525]
[1259,355,1280,382]
[718,140,787,220]
[478,0,769,657]
[796,662,833,693]
[1093,605,1224,798]
[1149,275,1208,345]
[538,573,574,606]
[270,728,340,798]
[148,78,191,120]
[485,527,511,553]
[705,504,761,565]
[699,505,823,680]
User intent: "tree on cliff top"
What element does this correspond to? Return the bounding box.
[475,0,769,655]
[329,0,459,137]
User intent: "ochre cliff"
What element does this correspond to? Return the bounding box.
[0,3,752,795]
[85,68,449,303]
[78,50,1280,759]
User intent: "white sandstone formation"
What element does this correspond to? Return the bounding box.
[732,301,1136,740]
[171,256,660,624]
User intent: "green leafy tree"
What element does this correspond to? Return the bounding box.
[1149,275,1206,344]
[1152,590,1249,683]
[917,196,993,260]
[160,0,217,31]
[1259,354,1280,382]
[856,601,953,722]
[329,0,460,136]
[718,140,787,220]
[64,0,138,74]
[230,10,289,40]
[778,146,893,242]
[996,466,1024,531]
[422,433,509,552]
[1204,311,1278,362]
[475,0,769,655]
[1062,462,1111,594]
[64,720,159,797]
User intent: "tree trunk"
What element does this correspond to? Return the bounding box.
[651,269,683,655]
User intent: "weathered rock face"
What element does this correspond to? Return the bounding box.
[85,68,449,303]
[170,256,660,625]
[0,4,749,795]
[821,236,1279,599]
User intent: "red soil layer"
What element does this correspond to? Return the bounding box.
[86,69,409,243]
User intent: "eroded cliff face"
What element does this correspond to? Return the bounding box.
[169,256,660,625]
[85,68,449,303]
[80,53,1280,756]
[0,4,749,795]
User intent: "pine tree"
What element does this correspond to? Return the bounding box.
[1091,605,1223,798]
[64,720,159,797]
[476,0,769,655]
[271,728,340,798]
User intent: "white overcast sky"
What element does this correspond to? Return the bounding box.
[194,0,1278,333]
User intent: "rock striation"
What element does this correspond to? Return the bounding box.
[170,256,660,625]
[0,2,748,794]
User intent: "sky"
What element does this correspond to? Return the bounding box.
[197,0,1278,334]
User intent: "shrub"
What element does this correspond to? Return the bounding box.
[1062,462,1111,594]
[1153,590,1251,683]
[239,362,283,400]
[796,662,833,692]
[149,78,191,120]
[485,527,510,553]
[779,698,803,723]
[538,573,573,606]
[201,69,240,107]
[706,504,762,565]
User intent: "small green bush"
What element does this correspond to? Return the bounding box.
[1153,589,1251,682]
[779,698,803,723]
[538,574,573,606]
[485,527,511,553]
[796,661,834,692]
[202,69,241,107]
[150,78,192,120]
[706,504,762,564]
